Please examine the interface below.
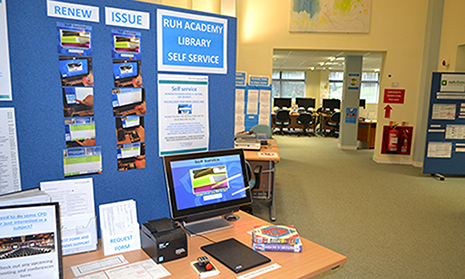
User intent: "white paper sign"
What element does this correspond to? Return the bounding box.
[105,7,150,30]
[47,0,99,22]
[158,74,209,156]
[0,108,21,194]
[99,200,141,256]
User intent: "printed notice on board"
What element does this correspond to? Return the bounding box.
[158,74,209,156]
[427,142,452,158]
[0,108,21,194]
[0,1,12,101]
[432,104,456,120]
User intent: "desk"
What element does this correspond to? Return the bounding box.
[62,211,347,278]
[357,120,377,149]
[243,139,280,221]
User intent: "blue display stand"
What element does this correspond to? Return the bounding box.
[2,0,237,224]
[423,72,465,175]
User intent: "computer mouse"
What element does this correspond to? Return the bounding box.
[224,214,239,222]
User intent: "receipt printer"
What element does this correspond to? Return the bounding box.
[140,218,187,263]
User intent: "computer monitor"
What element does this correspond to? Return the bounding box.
[163,149,252,236]
[59,58,89,78]
[296,98,316,110]
[359,99,366,109]
[113,61,138,80]
[121,115,140,129]
[323,99,341,111]
[273,98,292,109]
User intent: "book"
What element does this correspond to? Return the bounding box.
[252,225,300,244]
[252,243,302,253]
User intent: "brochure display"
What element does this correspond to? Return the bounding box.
[423,72,465,175]
[99,200,141,256]
[0,203,63,279]
[40,178,97,256]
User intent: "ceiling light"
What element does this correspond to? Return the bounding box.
[330,57,336,61]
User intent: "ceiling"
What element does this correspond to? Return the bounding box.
[273,49,384,72]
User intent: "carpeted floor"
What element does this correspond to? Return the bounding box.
[251,135,465,279]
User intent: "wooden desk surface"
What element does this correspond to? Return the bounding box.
[62,212,347,278]
[243,139,280,162]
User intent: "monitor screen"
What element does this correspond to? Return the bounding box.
[65,117,95,142]
[296,98,316,110]
[60,29,90,49]
[121,115,140,129]
[59,58,89,78]
[117,143,141,159]
[359,99,366,109]
[273,98,292,109]
[112,88,143,107]
[323,99,341,111]
[64,87,93,105]
[114,35,140,54]
[113,61,138,80]
[163,149,252,229]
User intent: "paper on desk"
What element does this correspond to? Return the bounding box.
[40,177,98,255]
[76,271,109,279]
[71,255,129,277]
[105,260,171,279]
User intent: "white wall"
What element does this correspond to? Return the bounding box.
[236,0,431,164]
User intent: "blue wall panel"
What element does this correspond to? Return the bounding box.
[2,0,236,225]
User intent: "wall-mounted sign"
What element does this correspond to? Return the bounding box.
[347,72,360,90]
[157,9,227,74]
[249,75,269,87]
[384,88,405,104]
[236,71,247,87]
[440,74,465,92]
[47,0,99,22]
[105,7,150,30]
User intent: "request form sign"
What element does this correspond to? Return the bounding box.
[157,9,227,74]
[158,74,209,156]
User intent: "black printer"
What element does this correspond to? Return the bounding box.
[140,218,187,263]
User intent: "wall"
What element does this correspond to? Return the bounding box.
[236,0,430,164]
[439,0,465,72]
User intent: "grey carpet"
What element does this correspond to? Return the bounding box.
[251,135,465,279]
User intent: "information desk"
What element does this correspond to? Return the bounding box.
[357,120,376,149]
[243,139,280,221]
[62,211,347,278]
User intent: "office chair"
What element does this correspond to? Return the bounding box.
[296,112,315,137]
[250,124,273,139]
[240,161,262,214]
[326,111,341,137]
[273,109,291,135]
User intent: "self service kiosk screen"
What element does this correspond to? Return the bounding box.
[169,154,248,211]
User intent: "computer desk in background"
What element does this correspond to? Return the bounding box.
[243,139,280,221]
[271,111,317,132]
[62,211,347,278]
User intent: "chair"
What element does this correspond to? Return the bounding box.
[296,112,315,136]
[325,111,341,137]
[250,124,273,139]
[273,109,291,135]
[240,161,262,214]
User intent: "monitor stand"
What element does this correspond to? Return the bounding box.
[183,216,233,237]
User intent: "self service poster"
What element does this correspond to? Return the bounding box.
[157,9,227,74]
[158,74,209,156]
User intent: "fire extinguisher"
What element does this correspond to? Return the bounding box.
[384,125,399,153]
[400,130,409,154]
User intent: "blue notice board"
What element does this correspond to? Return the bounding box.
[423,72,465,175]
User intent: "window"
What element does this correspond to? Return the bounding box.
[328,72,344,100]
[272,71,306,99]
[361,72,380,103]
[328,71,380,103]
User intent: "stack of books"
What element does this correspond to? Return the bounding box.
[252,225,302,252]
